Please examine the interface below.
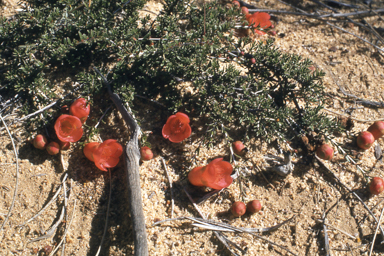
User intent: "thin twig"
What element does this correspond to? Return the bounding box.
[29,205,65,243]
[369,206,384,256]
[322,211,331,256]
[182,186,239,256]
[95,105,112,129]
[161,158,174,218]
[95,170,112,256]
[0,114,19,237]
[48,199,77,256]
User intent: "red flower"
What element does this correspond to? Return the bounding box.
[188,158,233,190]
[54,114,83,142]
[84,139,123,172]
[69,98,90,124]
[246,12,272,35]
[162,112,192,143]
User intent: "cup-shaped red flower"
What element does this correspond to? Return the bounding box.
[162,112,192,143]
[188,158,233,190]
[93,139,123,172]
[69,98,90,124]
[54,114,83,142]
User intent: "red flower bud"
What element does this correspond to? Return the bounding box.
[369,177,384,195]
[69,98,90,124]
[367,121,384,140]
[33,134,48,150]
[316,144,334,160]
[54,115,83,142]
[247,200,262,214]
[231,201,246,217]
[188,158,233,190]
[162,112,192,143]
[93,139,123,171]
[46,141,60,155]
[357,131,375,150]
[232,141,245,155]
[140,146,153,161]
[241,7,248,15]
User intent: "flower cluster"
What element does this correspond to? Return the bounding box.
[83,139,123,172]
[54,98,90,143]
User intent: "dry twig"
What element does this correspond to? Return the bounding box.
[369,206,384,256]
[0,114,20,238]
[161,158,174,218]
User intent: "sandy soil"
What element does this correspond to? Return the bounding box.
[1,0,384,255]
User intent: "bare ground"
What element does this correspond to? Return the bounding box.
[1,0,384,255]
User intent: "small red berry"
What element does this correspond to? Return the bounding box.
[250,58,256,64]
[232,141,245,155]
[241,7,249,15]
[33,134,48,150]
[46,142,60,155]
[369,177,384,195]
[367,121,384,140]
[140,146,153,161]
[316,144,334,160]
[247,200,262,214]
[231,201,246,217]
[357,131,375,150]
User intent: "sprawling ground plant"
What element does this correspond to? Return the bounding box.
[0,0,341,145]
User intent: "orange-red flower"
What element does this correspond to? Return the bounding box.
[162,112,192,143]
[188,158,233,190]
[84,140,123,172]
[54,114,83,142]
[246,12,272,35]
[69,98,90,124]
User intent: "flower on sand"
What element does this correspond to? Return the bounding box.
[83,139,123,172]
[162,112,191,143]
[188,158,233,190]
[246,12,272,35]
[54,114,83,142]
[69,98,90,123]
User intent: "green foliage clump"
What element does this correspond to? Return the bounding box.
[0,0,341,145]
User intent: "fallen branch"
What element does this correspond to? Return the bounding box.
[93,67,148,256]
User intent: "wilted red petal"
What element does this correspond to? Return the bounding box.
[69,98,90,124]
[83,142,100,162]
[54,114,83,142]
[162,112,192,143]
[93,139,123,171]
